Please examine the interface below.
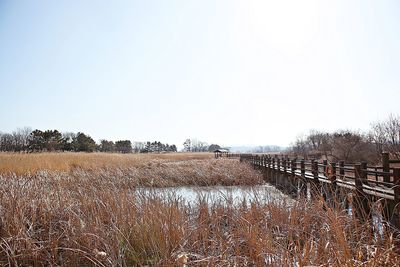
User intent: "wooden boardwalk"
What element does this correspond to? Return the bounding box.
[225,152,400,228]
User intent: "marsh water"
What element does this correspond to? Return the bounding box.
[134,184,293,206]
[134,183,385,237]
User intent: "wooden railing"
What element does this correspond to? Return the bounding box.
[226,152,400,228]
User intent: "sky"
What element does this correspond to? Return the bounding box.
[0,0,399,148]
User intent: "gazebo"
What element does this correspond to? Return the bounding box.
[213,148,229,158]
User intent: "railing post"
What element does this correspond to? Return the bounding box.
[386,168,400,228]
[276,156,282,187]
[289,158,297,196]
[354,163,369,221]
[323,160,328,176]
[312,160,319,181]
[291,159,296,177]
[277,156,281,172]
[392,168,400,228]
[382,152,390,183]
[339,161,345,180]
[299,159,307,197]
[310,160,320,197]
[361,161,368,184]
[394,168,400,201]
[330,162,337,199]
[283,157,287,174]
[321,159,328,200]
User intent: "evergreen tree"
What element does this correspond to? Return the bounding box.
[100,139,115,152]
[73,132,97,152]
[115,140,132,153]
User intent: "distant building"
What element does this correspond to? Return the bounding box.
[213,148,229,158]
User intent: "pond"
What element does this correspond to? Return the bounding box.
[134,184,294,206]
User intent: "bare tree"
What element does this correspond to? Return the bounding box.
[183,139,191,152]
[291,134,310,159]
[329,130,377,163]
[306,130,333,159]
[370,121,387,158]
[11,127,32,152]
[133,142,146,153]
[370,114,400,159]
[290,129,377,163]
[186,139,208,152]
[21,127,32,151]
[0,133,14,151]
[307,130,324,151]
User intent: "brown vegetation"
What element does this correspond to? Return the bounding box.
[0,154,399,266]
[0,152,212,175]
[1,174,399,266]
[0,153,264,188]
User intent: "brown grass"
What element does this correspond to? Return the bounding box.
[0,153,399,266]
[0,172,399,266]
[0,152,212,175]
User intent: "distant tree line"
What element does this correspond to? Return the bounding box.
[289,114,400,163]
[0,128,97,152]
[0,128,177,153]
[182,138,223,152]
[99,140,177,153]
[251,145,283,153]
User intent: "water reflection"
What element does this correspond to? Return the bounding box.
[134,184,293,206]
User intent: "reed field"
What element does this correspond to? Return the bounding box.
[0,153,399,266]
[0,152,213,175]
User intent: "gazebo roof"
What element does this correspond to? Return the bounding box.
[213,149,229,153]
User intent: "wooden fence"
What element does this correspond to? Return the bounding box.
[225,152,400,228]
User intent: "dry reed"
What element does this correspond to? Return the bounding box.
[0,154,399,266]
[0,152,212,175]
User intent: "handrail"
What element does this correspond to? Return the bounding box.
[229,152,400,202]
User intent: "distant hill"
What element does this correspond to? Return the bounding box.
[228,145,286,153]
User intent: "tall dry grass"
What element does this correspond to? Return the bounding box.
[0,152,212,175]
[1,177,399,266]
[0,156,399,266]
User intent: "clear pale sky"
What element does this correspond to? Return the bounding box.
[1,0,399,148]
